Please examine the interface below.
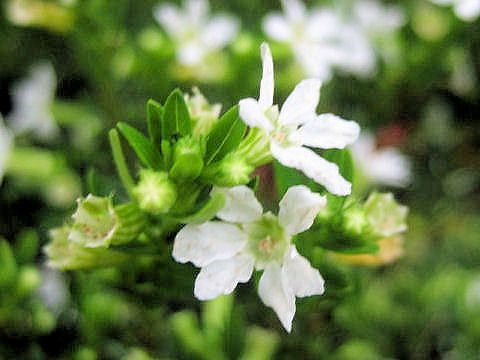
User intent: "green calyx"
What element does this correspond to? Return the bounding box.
[169,137,204,180]
[45,226,130,270]
[236,128,272,167]
[203,152,254,187]
[133,169,177,214]
[242,212,289,270]
[69,194,146,248]
[363,192,408,237]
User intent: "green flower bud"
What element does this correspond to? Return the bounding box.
[44,226,130,270]
[205,153,254,187]
[133,170,177,214]
[342,206,370,237]
[363,192,408,237]
[16,265,41,296]
[169,137,204,180]
[69,195,146,247]
[184,87,222,137]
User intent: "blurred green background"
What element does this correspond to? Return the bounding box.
[0,0,479,359]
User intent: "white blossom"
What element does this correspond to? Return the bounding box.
[262,0,404,81]
[262,0,376,80]
[0,116,14,183]
[239,43,360,196]
[8,62,58,140]
[352,133,411,187]
[173,185,326,332]
[153,0,239,66]
[429,0,480,21]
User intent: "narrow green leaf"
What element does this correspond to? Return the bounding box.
[161,140,172,170]
[162,89,191,140]
[147,99,163,147]
[117,122,163,170]
[0,239,17,288]
[205,105,247,165]
[109,129,135,197]
[175,191,226,224]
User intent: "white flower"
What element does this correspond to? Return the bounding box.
[153,0,239,66]
[352,0,405,36]
[429,0,480,21]
[173,185,326,332]
[8,62,58,140]
[239,43,360,196]
[352,133,411,187]
[0,116,14,183]
[262,0,376,80]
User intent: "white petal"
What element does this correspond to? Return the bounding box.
[282,0,306,23]
[201,15,239,50]
[278,79,321,127]
[153,4,185,38]
[290,113,360,149]
[239,98,274,132]
[293,44,333,81]
[211,186,263,223]
[258,263,295,332]
[178,41,207,65]
[0,117,13,183]
[194,254,254,300]
[185,0,209,27]
[278,185,326,235]
[258,42,275,110]
[9,62,58,140]
[262,13,293,42]
[173,222,247,267]
[456,0,480,21]
[271,142,352,196]
[282,246,325,297]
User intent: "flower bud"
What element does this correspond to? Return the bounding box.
[363,192,408,237]
[184,87,222,137]
[205,153,254,187]
[342,206,370,237]
[44,226,130,270]
[133,170,177,214]
[69,195,146,247]
[169,137,204,180]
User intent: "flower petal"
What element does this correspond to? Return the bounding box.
[282,0,306,23]
[271,142,352,196]
[201,15,239,50]
[211,186,263,223]
[290,113,360,149]
[262,13,293,42]
[239,98,274,132]
[282,246,325,297]
[278,79,321,127]
[278,185,326,235]
[0,117,13,183]
[153,3,184,38]
[173,222,247,267]
[194,254,254,300]
[258,263,295,332]
[258,42,275,110]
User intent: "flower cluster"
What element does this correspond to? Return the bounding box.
[41,42,409,333]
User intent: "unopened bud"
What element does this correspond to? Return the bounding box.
[363,192,408,237]
[342,206,370,237]
[207,153,254,187]
[133,170,177,214]
[169,137,204,180]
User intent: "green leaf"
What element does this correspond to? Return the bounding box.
[205,105,247,165]
[0,239,17,288]
[162,89,191,140]
[15,229,39,265]
[117,122,163,170]
[147,99,163,147]
[175,191,226,224]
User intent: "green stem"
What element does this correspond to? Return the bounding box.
[109,129,135,198]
